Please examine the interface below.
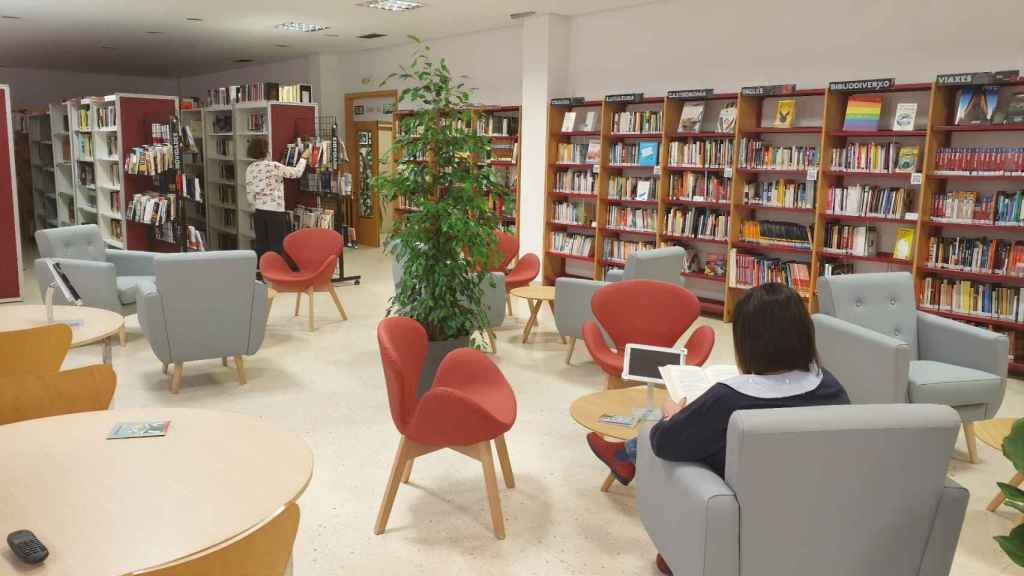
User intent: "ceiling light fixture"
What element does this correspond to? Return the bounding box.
[510,11,535,20]
[357,33,387,39]
[1,15,22,20]
[145,31,163,35]
[233,58,254,63]
[357,0,425,12]
[274,44,289,48]
[274,21,330,33]
[185,17,203,22]
[100,45,116,50]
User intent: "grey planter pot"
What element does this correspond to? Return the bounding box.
[419,335,471,397]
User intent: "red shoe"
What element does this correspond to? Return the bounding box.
[586,432,635,485]
[656,554,672,575]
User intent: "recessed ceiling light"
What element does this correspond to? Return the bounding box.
[145,31,163,35]
[357,33,387,39]
[100,45,116,50]
[274,21,330,33]
[510,11,535,20]
[233,58,254,63]
[357,0,425,11]
[185,17,203,22]
[1,15,22,20]
[274,44,289,48]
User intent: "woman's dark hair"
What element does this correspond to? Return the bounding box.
[247,137,268,160]
[732,283,818,374]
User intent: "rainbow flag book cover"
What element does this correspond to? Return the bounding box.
[842,95,883,131]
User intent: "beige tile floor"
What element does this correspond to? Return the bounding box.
[8,245,1024,574]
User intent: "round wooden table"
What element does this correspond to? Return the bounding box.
[571,386,668,491]
[0,305,124,364]
[510,285,563,344]
[0,408,313,575]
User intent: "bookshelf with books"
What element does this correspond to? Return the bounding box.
[50,102,76,227]
[28,111,56,232]
[179,106,207,251]
[477,105,521,238]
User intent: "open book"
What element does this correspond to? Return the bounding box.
[658,364,740,403]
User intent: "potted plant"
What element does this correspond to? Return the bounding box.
[995,418,1024,565]
[375,40,511,394]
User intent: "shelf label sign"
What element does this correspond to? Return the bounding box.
[740,84,796,97]
[806,168,818,182]
[592,164,600,175]
[936,70,1020,86]
[653,165,663,177]
[605,93,644,104]
[910,172,923,186]
[828,78,895,92]
[667,89,713,101]
[723,167,733,178]
[551,97,585,107]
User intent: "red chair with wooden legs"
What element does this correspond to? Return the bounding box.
[494,230,541,314]
[260,228,348,332]
[583,279,715,389]
[375,317,517,539]
[492,230,518,272]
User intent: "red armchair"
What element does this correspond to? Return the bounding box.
[260,228,348,332]
[582,280,715,389]
[496,231,540,314]
[375,317,517,539]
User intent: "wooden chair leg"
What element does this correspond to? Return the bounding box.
[479,441,506,540]
[293,292,302,317]
[162,362,168,375]
[222,357,228,367]
[401,459,414,484]
[327,284,348,321]
[565,337,576,365]
[234,355,247,385]
[307,287,316,332]
[989,471,1024,512]
[495,435,515,489]
[606,374,625,390]
[266,290,276,317]
[601,472,616,492]
[171,363,183,394]
[506,294,513,316]
[964,421,979,464]
[119,325,126,348]
[487,329,497,354]
[375,438,412,535]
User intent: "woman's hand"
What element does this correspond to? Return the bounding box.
[661,397,687,420]
[301,148,312,160]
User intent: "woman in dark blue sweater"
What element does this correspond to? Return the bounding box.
[587,283,850,575]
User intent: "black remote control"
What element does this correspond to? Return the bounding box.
[7,530,48,564]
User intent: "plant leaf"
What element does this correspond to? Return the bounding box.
[1003,418,1024,471]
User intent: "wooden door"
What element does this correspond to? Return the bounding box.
[352,121,381,247]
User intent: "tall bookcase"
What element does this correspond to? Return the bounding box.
[203,100,317,250]
[50,102,75,227]
[28,111,56,232]
[179,106,208,250]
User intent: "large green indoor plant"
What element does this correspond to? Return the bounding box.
[375,40,510,389]
[994,418,1024,565]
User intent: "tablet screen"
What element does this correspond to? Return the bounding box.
[626,347,684,380]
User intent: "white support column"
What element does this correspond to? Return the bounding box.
[519,14,570,258]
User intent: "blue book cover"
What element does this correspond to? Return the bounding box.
[637,141,659,166]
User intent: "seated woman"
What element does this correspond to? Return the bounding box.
[586,282,850,575]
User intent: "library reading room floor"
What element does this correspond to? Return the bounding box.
[11,246,1024,575]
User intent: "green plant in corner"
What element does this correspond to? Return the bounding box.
[994,418,1024,565]
[374,38,511,344]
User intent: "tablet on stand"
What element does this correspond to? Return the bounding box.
[621,344,687,421]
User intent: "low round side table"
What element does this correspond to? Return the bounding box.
[509,285,563,344]
[0,304,124,364]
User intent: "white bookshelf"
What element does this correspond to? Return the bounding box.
[51,102,76,227]
[28,111,56,232]
[180,107,207,249]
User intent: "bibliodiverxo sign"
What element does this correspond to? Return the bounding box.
[604,93,644,104]
[936,70,1020,86]
[667,89,714,100]
[550,97,585,106]
[828,78,895,92]
[740,84,796,97]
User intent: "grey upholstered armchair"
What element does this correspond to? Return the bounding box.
[34,224,157,344]
[638,404,968,576]
[136,251,268,394]
[813,272,1007,463]
[555,246,685,364]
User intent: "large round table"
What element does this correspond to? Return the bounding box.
[0,304,124,364]
[0,408,313,575]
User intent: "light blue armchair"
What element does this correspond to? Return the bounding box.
[34,224,157,345]
[555,246,685,365]
[136,251,268,394]
[638,404,968,576]
[813,272,1008,463]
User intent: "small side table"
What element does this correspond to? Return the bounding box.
[510,285,563,344]
[0,305,124,364]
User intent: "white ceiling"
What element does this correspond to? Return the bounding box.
[0,0,653,77]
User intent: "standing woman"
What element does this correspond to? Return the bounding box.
[245,138,309,269]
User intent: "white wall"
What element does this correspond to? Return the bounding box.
[0,67,178,110]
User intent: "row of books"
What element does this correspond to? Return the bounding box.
[126,192,176,226]
[931,190,1024,225]
[206,82,313,106]
[77,106,92,130]
[125,144,173,176]
[95,105,116,129]
[489,142,518,162]
[245,113,266,133]
[281,138,341,170]
[477,114,518,137]
[954,86,1024,126]
[677,101,736,133]
[212,114,233,134]
[743,180,814,209]
[215,139,233,157]
[604,239,656,262]
[729,249,811,295]
[664,207,729,240]
[552,201,594,225]
[668,173,730,203]
[842,96,917,132]
[740,220,813,247]
[830,142,919,173]
[289,205,335,230]
[181,174,203,203]
[560,110,599,133]
[738,139,819,170]
[554,169,596,194]
[76,134,93,159]
[551,231,595,257]
[218,184,236,206]
[608,175,657,200]
[926,235,1024,276]
[609,141,659,166]
[934,147,1024,175]
[821,262,855,277]
[556,141,599,164]
[920,277,1024,323]
[612,110,661,134]
[185,225,207,251]
[668,139,733,168]
[607,206,657,232]
[77,163,95,187]
[821,224,880,257]
[825,185,913,219]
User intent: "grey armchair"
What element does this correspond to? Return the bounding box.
[638,404,968,576]
[555,246,685,364]
[136,251,268,394]
[814,272,1008,462]
[34,224,157,344]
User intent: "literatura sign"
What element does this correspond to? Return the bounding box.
[551,97,585,106]
[667,89,713,100]
[740,84,796,97]
[936,70,1020,86]
[605,93,643,104]
[828,78,895,92]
